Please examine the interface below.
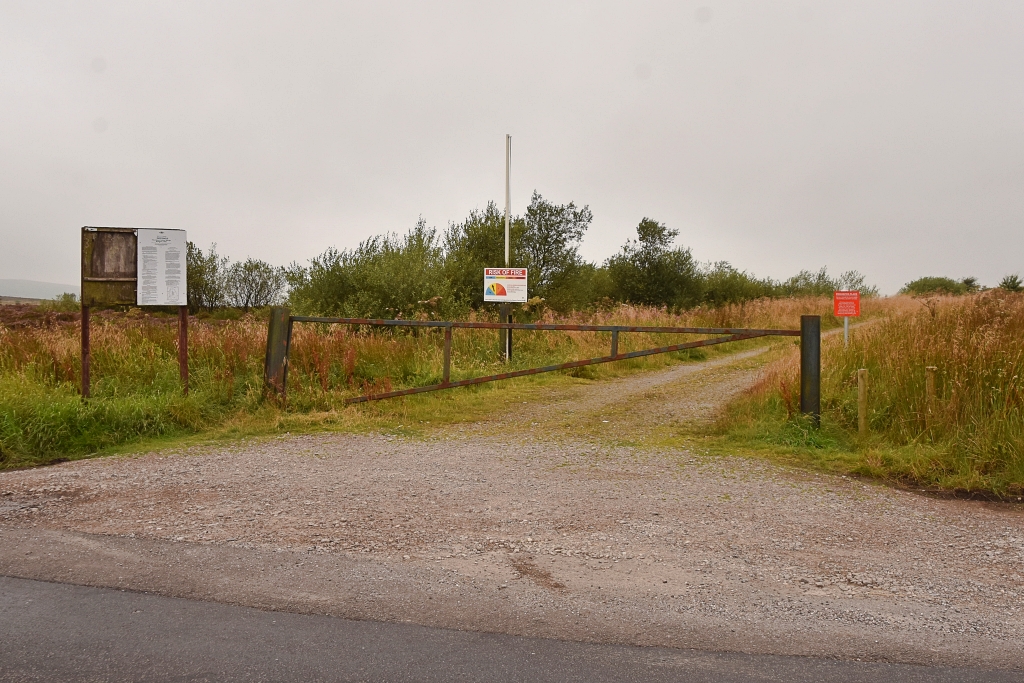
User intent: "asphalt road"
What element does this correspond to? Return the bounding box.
[0,576,1018,683]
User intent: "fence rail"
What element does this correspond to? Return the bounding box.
[264,309,819,421]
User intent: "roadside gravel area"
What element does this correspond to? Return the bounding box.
[1,348,1022,670]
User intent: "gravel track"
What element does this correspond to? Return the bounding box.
[1,348,1022,670]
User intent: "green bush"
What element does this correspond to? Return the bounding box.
[288,218,461,319]
[999,274,1022,293]
[900,276,977,296]
[606,218,702,310]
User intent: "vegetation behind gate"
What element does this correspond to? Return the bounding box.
[721,291,1024,497]
[0,297,845,469]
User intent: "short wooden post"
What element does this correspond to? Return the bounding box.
[81,304,91,398]
[442,325,452,384]
[611,329,619,357]
[178,306,189,395]
[857,368,868,436]
[925,366,937,431]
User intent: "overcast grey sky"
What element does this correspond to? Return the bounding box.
[2,1,1022,293]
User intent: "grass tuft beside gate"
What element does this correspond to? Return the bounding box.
[719,291,1024,497]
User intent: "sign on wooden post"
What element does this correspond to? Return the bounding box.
[80,227,189,398]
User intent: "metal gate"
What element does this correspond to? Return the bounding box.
[263,309,822,423]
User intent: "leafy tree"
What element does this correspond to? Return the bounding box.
[186,242,229,313]
[606,218,701,309]
[961,277,982,293]
[225,258,286,311]
[835,270,879,297]
[779,268,839,297]
[698,262,775,306]
[999,274,1023,293]
[900,277,975,296]
[520,192,592,304]
[289,219,457,319]
[443,203,525,308]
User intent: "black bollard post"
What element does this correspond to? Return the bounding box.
[800,315,821,427]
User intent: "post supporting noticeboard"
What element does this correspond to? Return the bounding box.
[81,304,91,398]
[844,316,849,348]
[800,315,821,427]
[178,306,189,395]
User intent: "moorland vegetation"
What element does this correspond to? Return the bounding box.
[722,291,1024,497]
[3,192,1021,497]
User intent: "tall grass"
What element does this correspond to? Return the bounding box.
[724,292,1024,495]
[0,298,853,467]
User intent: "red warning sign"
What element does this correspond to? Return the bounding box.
[833,290,861,317]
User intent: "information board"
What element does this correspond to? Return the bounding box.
[833,290,861,317]
[483,268,528,303]
[137,229,187,306]
[81,227,138,306]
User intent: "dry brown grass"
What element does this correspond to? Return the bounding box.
[0,296,899,467]
[725,292,1024,495]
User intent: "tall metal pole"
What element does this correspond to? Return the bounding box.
[503,134,512,361]
[504,134,511,268]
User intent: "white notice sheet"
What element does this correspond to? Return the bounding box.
[136,229,187,306]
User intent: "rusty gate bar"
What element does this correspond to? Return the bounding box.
[289,316,801,337]
[344,332,767,404]
[271,313,806,406]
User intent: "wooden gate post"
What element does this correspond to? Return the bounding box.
[800,315,821,427]
[925,365,937,432]
[857,368,868,436]
[264,306,291,398]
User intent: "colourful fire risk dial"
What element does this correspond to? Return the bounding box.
[834,290,861,317]
[483,268,528,303]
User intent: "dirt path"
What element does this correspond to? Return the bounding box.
[1,349,1022,670]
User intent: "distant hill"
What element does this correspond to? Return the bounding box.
[0,279,80,300]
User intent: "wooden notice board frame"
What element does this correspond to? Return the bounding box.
[80,227,189,398]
